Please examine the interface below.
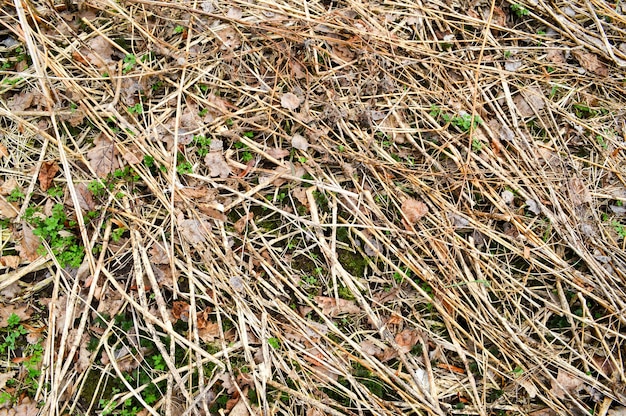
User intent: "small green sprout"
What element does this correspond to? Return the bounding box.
[511,3,530,17]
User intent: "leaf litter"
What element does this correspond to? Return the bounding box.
[1,0,625,414]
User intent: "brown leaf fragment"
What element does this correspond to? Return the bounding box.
[281,93,302,110]
[569,178,592,206]
[0,142,8,158]
[17,223,41,262]
[551,369,584,399]
[0,304,31,328]
[0,197,19,218]
[8,91,36,111]
[395,329,420,353]
[234,212,254,234]
[572,50,608,76]
[38,161,59,192]
[402,198,428,226]
[198,321,220,343]
[0,255,20,269]
[314,296,360,317]
[87,134,119,178]
[75,183,96,212]
[204,152,231,178]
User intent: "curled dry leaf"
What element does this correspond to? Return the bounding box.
[314,296,360,317]
[38,161,59,192]
[87,134,120,178]
[402,198,428,225]
[281,93,302,110]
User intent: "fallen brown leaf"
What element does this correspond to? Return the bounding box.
[87,134,120,178]
[37,160,59,192]
[550,368,584,399]
[395,328,420,353]
[0,304,31,328]
[573,50,608,77]
[314,296,360,317]
[0,255,20,269]
[0,198,19,219]
[402,198,428,226]
[281,93,302,110]
[17,223,41,262]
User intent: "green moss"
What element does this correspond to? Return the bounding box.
[337,249,369,277]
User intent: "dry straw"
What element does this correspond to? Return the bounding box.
[1,0,625,414]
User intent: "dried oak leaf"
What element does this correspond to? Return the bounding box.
[314,296,360,317]
[281,93,302,111]
[402,198,428,225]
[38,161,59,192]
[87,134,119,178]
[572,50,608,77]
